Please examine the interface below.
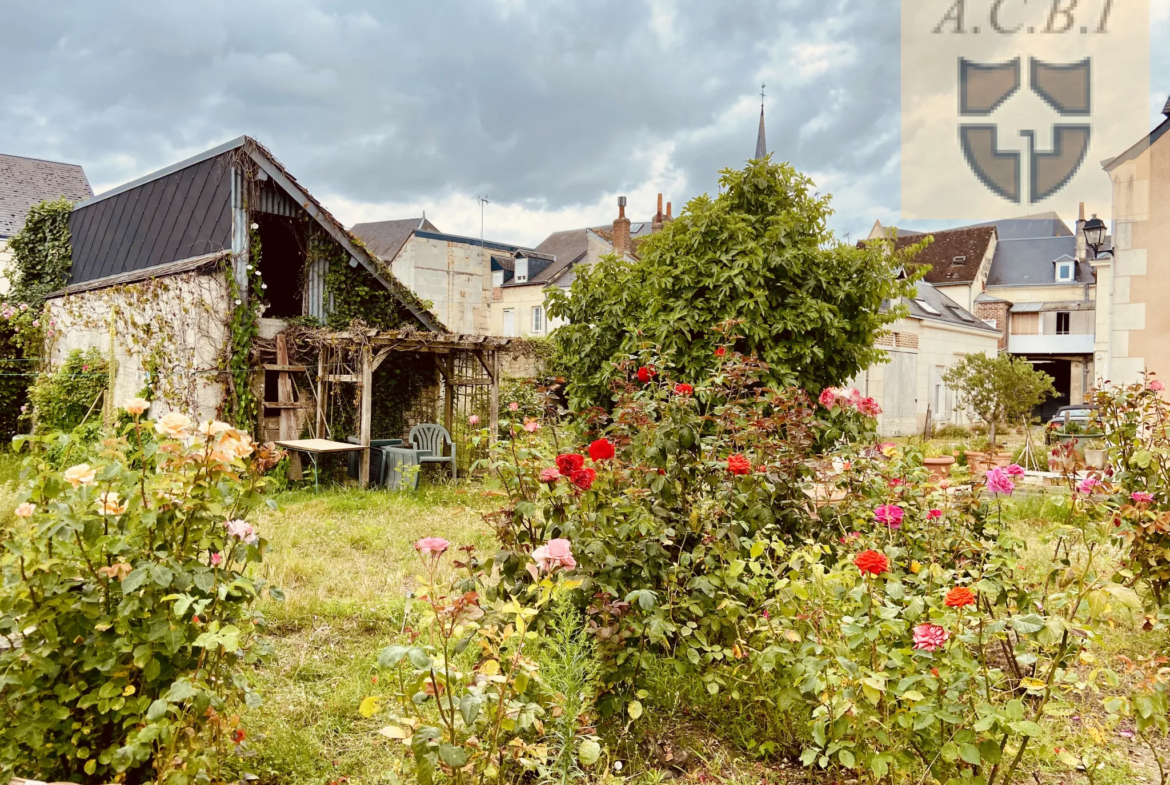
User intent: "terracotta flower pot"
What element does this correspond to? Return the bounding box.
[965,451,987,475]
[988,451,1014,469]
[923,455,956,483]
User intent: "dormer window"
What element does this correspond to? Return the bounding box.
[1054,258,1075,283]
[951,255,967,266]
[515,257,528,283]
[492,270,504,288]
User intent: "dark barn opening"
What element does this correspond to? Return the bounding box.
[255,213,305,318]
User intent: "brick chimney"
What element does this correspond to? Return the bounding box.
[652,193,665,233]
[666,201,672,220]
[613,196,631,256]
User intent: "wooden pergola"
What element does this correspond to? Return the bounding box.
[284,329,511,485]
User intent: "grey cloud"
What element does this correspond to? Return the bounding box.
[0,0,1165,240]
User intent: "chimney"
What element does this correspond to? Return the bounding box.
[652,193,665,233]
[666,201,672,220]
[613,196,631,256]
[1075,201,1087,263]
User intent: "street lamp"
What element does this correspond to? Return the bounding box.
[1082,214,1108,257]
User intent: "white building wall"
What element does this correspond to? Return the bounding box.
[0,240,12,296]
[44,270,231,422]
[393,236,491,334]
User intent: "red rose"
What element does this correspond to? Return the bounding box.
[637,366,656,383]
[231,728,246,744]
[588,438,615,461]
[555,453,585,475]
[714,347,726,358]
[727,454,752,475]
[853,549,889,576]
[944,586,976,608]
[674,383,694,396]
[569,467,597,490]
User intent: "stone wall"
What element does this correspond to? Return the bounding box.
[45,269,231,421]
[392,235,491,334]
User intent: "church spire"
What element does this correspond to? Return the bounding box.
[754,83,767,160]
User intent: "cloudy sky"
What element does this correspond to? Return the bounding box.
[3,0,1169,247]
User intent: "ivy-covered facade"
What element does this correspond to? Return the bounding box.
[43,137,461,447]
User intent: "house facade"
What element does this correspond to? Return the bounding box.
[1096,98,1170,385]
[854,281,1001,436]
[0,154,92,294]
[46,136,438,426]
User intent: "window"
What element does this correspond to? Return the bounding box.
[914,298,941,315]
[1056,311,1070,335]
[531,305,544,334]
[515,258,528,283]
[492,270,504,288]
[1055,261,1074,282]
[983,318,998,329]
[502,309,516,337]
[951,255,967,266]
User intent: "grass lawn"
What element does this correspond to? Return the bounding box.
[226,479,1169,785]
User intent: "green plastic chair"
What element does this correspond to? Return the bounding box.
[408,424,457,480]
[345,436,404,485]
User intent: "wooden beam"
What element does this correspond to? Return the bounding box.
[264,364,308,372]
[324,374,359,383]
[315,347,327,439]
[370,347,393,373]
[443,354,454,437]
[474,350,495,383]
[489,350,499,448]
[263,402,316,410]
[276,334,302,480]
[359,345,373,487]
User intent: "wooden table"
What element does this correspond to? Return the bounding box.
[275,439,368,490]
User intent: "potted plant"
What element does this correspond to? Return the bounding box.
[922,442,956,482]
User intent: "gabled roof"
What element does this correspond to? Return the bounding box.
[66,136,441,330]
[1104,114,1170,172]
[986,235,1092,287]
[0,154,92,238]
[350,217,440,261]
[964,211,1072,239]
[882,225,997,285]
[905,281,999,333]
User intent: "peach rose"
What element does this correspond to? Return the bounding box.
[63,463,97,487]
[97,491,128,516]
[14,502,35,518]
[124,398,150,416]
[155,412,192,439]
[197,420,234,439]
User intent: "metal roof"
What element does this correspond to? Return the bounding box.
[903,281,999,333]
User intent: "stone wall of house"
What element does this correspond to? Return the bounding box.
[0,240,12,296]
[392,236,491,334]
[45,269,231,422]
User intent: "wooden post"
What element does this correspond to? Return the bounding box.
[276,334,302,480]
[443,354,455,436]
[315,346,327,439]
[489,350,499,446]
[359,345,373,487]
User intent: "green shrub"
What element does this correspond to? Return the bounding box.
[932,423,970,439]
[0,407,284,782]
[27,347,109,433]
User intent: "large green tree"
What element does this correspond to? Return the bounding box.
[546,159,921,409]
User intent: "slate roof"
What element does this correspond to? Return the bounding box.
[885,225,996,286]
[964,211,1072,239]
[350,217,440,261]
[986,235,1093,287]
[63,136,441,330]
[905,281,999,333]
[0,154,93,238]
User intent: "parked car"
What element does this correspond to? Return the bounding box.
[1044,405,1099,443]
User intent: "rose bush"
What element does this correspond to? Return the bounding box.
[0,403,284,783]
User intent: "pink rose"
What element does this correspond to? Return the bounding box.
[1078,476,1099,495]
[414,537,450,557]
[468,414,480,425]
[532,538,576,573]
[858,397,882,417]
[224,519,258,544]
[508,402,520,412]
[818,388,836,407]
[875,504,904,529]
[540,468,561,483]
[1006,464,1025,477]
[912,623,950,652]
[986,467,1015,496]
[211,552,223,566]
[1151,380,1165,392]
[1133,491,1154,505]
[927,508,942,520]
[524,420,540,433]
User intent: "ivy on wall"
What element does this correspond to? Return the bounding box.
[26,348,108,433]
[7,197,74,310]
[220,229,264,429]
